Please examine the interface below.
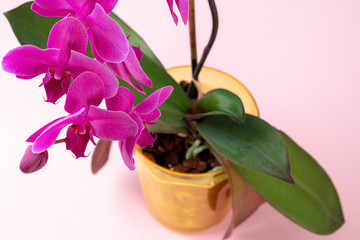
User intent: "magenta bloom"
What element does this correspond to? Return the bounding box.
[106,40,152,93]
[20,145,49,173]
[2,45,119,102]
[2,17,119,102]
[166,0,189,25]
[106,86,173,169]
[32,0,129,63]
[26,72,138,158]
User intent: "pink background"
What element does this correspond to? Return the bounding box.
[0,0,359,239]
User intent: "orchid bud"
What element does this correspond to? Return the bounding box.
[20,145,48,173]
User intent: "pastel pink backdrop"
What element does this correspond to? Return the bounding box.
[0,1,358,239]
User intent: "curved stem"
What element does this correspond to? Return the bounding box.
[189,0,197,74]
[187,0,219,99]
[193,0,219,80]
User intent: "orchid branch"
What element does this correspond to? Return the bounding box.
[189,0,198,74]
[187,0,219,99]
[193,0,219,80]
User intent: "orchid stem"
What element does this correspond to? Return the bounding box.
[193,0,218,80]
[187,0,219,99]
[54,138,66,145]
[189,0,197,74]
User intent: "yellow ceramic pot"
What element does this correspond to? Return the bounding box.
[134,66,259,233]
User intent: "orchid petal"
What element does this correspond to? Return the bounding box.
[48,17,88,65]
[76,0,118,15]
[139,109,161,124]
[132,44,144,61]
[43,76,66,104]
[20,145,48,173]
[134,86,174,114]
[2,46,58,79]
[106,62,145,93]
[31,108,85,153]
[27,118,64,143]
[31,2,74,18]
[118,140,135,170]
[33,0,73,11]
[54,67,65,79]
[70,133,90,158]
[65,0,90,17]
[65,127,79,151]
[77,123,87,135]
[65,72,104,114]
[166,0,179,25]
[175,0,189,25]
[61,75,72,94]
[88,131,96,145]
[105,87,134,114]
[85,4,129,63]
[40,70,52,86]
[66,127,90,158]
[123,42,152,87]
[118,114,144,170]
[67,51,118,99]
[94,0,118,13]
[87,106,138,140]
[16,75,37,80]
[137,128,157,148]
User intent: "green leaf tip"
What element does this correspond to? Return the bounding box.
[235,131,344,234]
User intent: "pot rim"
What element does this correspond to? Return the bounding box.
[167,65,260,117]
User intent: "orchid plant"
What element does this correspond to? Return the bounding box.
[3,0,343,239]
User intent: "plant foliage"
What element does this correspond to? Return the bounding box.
[5,1,344,236]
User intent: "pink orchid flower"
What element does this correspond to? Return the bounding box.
[2,17,119,103]
[2,45,118,102]
[32,0,129,63]
[166,0,189,25]
[106,39,152,93]
[26,72,138,159]
[43,16,87,103]
[106,86,173,170]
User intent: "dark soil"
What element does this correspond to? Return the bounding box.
[142,134,220,173]
[142,80,221,174]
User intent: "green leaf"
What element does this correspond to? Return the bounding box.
[234,131,344,234]
[196,114,293,183]
[190,89,245,122]
[5,1,191,134]
[4,2,60,48]
[210,147,265,239]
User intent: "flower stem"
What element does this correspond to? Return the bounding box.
[193,0,219,80]
[189,0,197,74]
[54,138,66,144]
[187,0,219,99]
